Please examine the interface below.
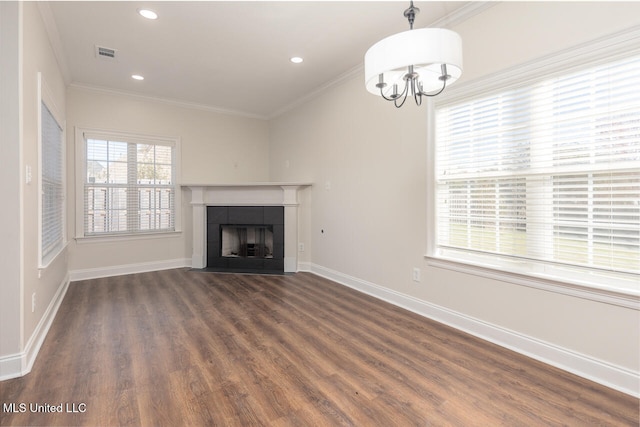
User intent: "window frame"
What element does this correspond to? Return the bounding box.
[75,127,181,241]
[38,73,66,269]
[426,27,640,306]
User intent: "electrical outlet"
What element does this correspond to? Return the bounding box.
[412,268,421,282]
[298,243,305,252]
[32,293,36,312]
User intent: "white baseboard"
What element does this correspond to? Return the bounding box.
[0,353,22,380]
[1,259,190,380]
[69,258,191,281]
[297,261,312,272]
[284,257,297,273]
[0,273,70,381]
[309,263,640,398]
[5,260,636,397]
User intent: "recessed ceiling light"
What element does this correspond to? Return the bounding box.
[131,74,144,81]
[138,9,158,20]
[290,57,304,64]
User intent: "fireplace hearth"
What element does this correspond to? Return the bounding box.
[207,206,284,273]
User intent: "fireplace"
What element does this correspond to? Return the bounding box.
[183,183,311,273]
[207,206,284,273]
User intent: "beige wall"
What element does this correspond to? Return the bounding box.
[66,87,270,272]
[0,1,68,372]
[0,1,23,365]
[269,1,640,379]
[458,1,640,83]
[22,1,68,353]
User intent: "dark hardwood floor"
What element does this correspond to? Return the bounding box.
[1,269,638,426]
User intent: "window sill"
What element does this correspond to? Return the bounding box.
[75,230,182,244]
[39,240,69,270]
[426,250,639,309]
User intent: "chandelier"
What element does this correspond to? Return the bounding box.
[364,1,463,107]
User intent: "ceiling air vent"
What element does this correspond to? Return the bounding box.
[95,45,117,60]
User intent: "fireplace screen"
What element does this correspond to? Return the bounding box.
[221,225,274,258]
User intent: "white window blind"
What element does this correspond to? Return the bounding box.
[83,134,176,236]
[435,55,640,277]
[41,102,64,266]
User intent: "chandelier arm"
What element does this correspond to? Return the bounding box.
[380,88,398,102]
[379,79,410,104]
[394,91,409,108]
[418,63,450,98]
[410,78,422,106]
[393,81,410,108]
[379,79,407,102]
[418,75,448,98]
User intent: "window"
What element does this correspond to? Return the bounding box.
[39,75,65,268]
[77,130,179,238]
[432,38,639,293]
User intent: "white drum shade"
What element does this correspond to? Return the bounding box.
[365,28,463,96]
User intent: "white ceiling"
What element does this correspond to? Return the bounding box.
[45,1,474,119]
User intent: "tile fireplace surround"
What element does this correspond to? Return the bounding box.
[183,183,311,273]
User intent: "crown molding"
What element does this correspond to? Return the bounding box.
[268,64,363,119]
[69,83,269,121]
[431,1,496,29]
[42,1,496,122]
[39,1,267,120]
[37,1,72,85]
[435,24,640,107]
[268,1,496,120]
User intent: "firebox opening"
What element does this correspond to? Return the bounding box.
[221,225,274,259]
[206,206,284,273]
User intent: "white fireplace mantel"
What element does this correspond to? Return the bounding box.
[183,183,311,272]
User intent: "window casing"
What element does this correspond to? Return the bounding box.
[76,129,180,238]
[430,29,640,296]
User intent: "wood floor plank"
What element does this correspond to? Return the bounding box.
[1,269,637,426]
